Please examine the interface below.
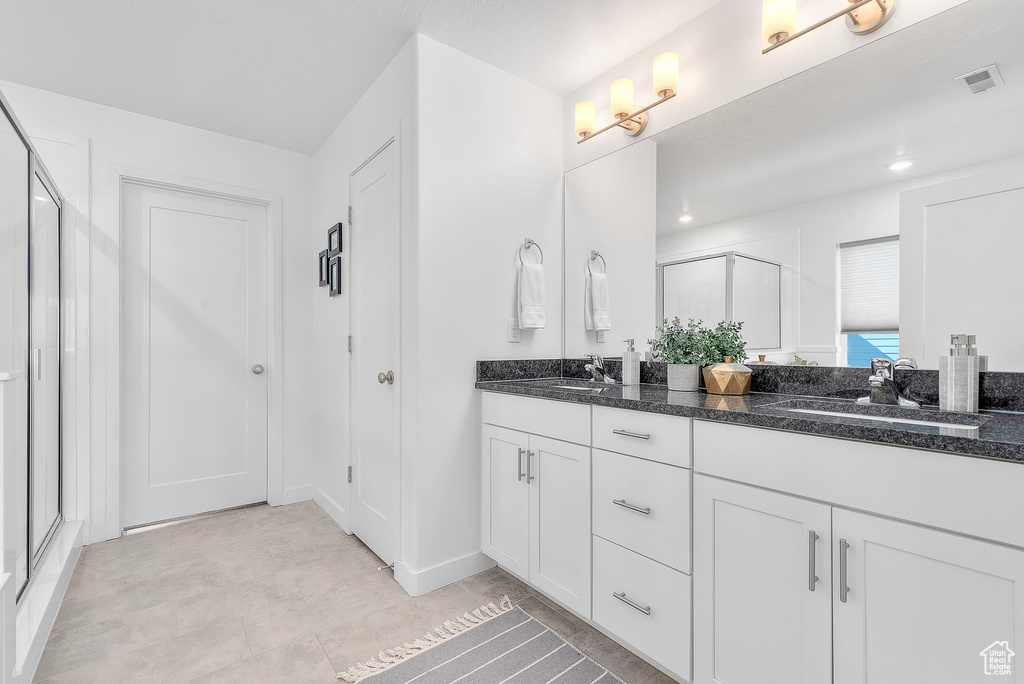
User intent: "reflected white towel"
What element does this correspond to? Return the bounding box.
[585,272,611,331]
[518,263,546,329]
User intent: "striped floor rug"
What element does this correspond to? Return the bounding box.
[337,597,626,684]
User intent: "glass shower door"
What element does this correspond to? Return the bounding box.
[29,167,62,562]
[0,108,30,598]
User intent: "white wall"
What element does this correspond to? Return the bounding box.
[562,0,968,171]
[0,81,317,542]
[657,153,1024,366]
[412,35,563,589]
[564,139,656,357]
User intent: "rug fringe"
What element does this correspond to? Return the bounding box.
[337,595,513,682]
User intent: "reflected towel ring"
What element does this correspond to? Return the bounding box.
[519,238,544,265]
[588,250,607,275]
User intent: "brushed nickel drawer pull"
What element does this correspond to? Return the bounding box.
[839,538,850,603]
[517,447,526,482]
[808,530,819,592]
[526,450,535,483]
[612,499,651,515]
[613,591,651,615]
[612,429,651,440]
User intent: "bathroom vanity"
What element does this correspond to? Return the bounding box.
[477,375,1024,684]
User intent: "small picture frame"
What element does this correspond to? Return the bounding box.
[318,249,329,287]
[328,222,343,257]
[328,256,342,297]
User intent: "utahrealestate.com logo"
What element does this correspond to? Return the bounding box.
[980,641,1015,676]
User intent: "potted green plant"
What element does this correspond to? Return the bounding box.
[649,318,714,392]
[701,321,753,395]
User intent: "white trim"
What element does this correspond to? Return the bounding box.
[281,485,313,505]
[102,164,285,538]
[12,521,82,684]
[312,484,350,532]
[394,552,496,598]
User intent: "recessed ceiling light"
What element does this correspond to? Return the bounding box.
[886,159,915,171]
[678,214,694,223]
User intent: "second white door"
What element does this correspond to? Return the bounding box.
[122,182,269,527]
[350,141,400,565]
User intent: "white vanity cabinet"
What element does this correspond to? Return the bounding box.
[693,476,832,684]
[694,419,1024,684]
[481,393,592,616]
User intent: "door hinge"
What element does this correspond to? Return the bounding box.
[347,206,352,225]
[347,466,353,483]
[348,335,352,353]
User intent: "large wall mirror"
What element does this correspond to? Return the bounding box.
[563,0,1024,370]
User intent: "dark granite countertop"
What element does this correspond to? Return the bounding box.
[476,378,1024,464]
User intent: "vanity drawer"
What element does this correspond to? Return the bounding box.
[593,535,692,680]
[482,391,590,445]
[593,449,690,572]
[592,406,690,467]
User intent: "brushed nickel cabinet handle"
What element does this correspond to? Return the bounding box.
[517,447,525,482]
[612,429,651,440]
[612,499,651,515]
[839,538,850,603]
[808,530,819,591]
[613,591,651,616]
[526,450,535,483]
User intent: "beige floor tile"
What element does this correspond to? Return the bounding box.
[456,565,533,604]
[515,594,589,640]
[48,588,117,634]
[187,635,336,683]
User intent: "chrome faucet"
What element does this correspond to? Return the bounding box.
[857,358,921,408]
[585,354,616,384]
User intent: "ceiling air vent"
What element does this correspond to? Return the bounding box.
[956,65,1003,94]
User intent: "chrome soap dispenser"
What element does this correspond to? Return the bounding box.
[939,334,988,413]
[622,338,640,386]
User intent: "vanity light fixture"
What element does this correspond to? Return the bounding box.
[886,159,915,171]
[575,52,679,144]
[762,0,898,54]
[678,214,695,223]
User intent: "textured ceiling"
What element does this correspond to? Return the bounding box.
[0,0,721,154]
[655,0,1024,234]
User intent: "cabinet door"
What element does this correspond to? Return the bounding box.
[693,475,832,684]
[529,434,591,617]
[481,424,530,580]
[833,508,1024,684]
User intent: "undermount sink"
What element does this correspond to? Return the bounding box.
[784,408,981,430]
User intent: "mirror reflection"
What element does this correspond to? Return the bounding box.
[563,0,1024,370]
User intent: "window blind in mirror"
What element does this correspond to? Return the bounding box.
[840,236,899,334]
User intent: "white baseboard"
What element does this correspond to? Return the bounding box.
[311,485,349,533]
[281,485,313,505]
[14,520,82,684]
[395,551,495,598]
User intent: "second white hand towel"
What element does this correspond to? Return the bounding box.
[518,262,546,329]
[585,271,611,331]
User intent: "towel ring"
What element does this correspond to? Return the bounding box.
[588,250,607,275]
[519,238,544,265]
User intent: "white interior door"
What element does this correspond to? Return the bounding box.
[350,141,400,565]
[122,182,269,527]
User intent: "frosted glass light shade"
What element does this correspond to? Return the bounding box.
[611,79,634,118]
[575,101,596,137]
[763,0,797,44]
[653,52,679,97]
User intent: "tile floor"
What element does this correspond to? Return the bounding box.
[35,501,675,683]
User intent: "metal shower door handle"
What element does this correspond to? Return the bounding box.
[252,364,264,375]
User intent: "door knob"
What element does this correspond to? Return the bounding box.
[378,371,395,385]
[378,372,386,384]
[252,364,265,375]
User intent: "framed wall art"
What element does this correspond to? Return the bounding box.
[329,256,342,296]
[328,222,343,257]
[318,249,329,286]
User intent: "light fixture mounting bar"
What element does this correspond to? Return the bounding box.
[763,0,888,54]
[577,92,676,144]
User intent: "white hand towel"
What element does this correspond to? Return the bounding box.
[518,263,546,329]
[585,272,612,331]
